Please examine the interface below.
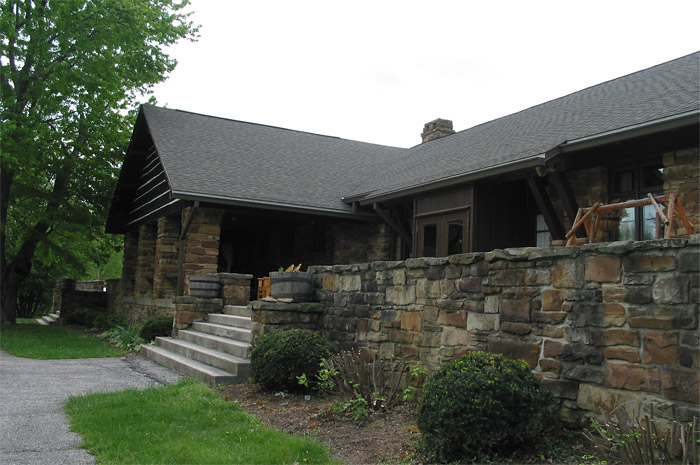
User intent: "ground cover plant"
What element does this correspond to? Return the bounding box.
[0,320,124,359]
[64,379,335,465]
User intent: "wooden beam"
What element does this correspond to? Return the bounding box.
[373,203,412,246]
[526,177,565,240]
[566,203,600,240]
[550,171,586,238]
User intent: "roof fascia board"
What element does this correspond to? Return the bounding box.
[558,110,700,153]
[356,154,547,205]
[171,190,376,220]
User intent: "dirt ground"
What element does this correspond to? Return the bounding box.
[218,383,600,465]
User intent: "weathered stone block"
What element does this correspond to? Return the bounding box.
[577,384,674,420]
[466,312,498,331]
[543,379,579,400]
[487,337,540,368]
[562,365,605,385]
[602,284,627,302]
[652,275,689,304]
[624,286,653,304]
[400,312,423,331]
[437,311,466,328]
[628,305,698,330]
[678,346,699,368]
[661,367,700,403]
[543,339,565,357]
[525,269,552,285]
[592,329,640,347]
[542,289,562,311]
[484,295,499,314]
[500,299,531,323]
[623,254,677,272]
[539,359,562,373]
[501,322,531,335]
[585,256,621,283]
[641,332,678,364]
[604,348,641,363]
[441,327,470,347]
[457,277,481,293]
[532,311,567,325]
[486,270,525,287]
[553,259,585,288]
[339,275,361,291]
[679,251,700,272]
[605,363,660,392]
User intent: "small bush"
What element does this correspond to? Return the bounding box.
[138,315,173,342]
[251,329,337,392]
[101,325,144,351]
[67,308,101,327]
[107,314,127,329]
[92,314,110,331]
[417,351,559,463]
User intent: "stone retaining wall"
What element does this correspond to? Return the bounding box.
[301,236,699,425]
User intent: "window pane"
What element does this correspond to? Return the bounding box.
[447,220,463,255]
[642,165,664,189]
[642,204,657,240]
[617,208,636,241]
[613,170,634,194]
[423,224,437,257]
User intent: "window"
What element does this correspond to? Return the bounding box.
[610,162,663,241]
[535,214,549,247]
[416,211,469,257]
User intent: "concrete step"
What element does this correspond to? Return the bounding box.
[155,337,250,376]
[36,318,49,326]
[206,313,251,329]
[178,329,251,359]
[192,321,251,343]
[141,345,243,387]
[223,305,251,318]
[48,313,60,319]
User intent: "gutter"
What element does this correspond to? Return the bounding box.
[354,153,547,205]
[171,190,376,220]
[558,110,699,153]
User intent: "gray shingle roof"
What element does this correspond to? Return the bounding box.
[351,51,699,201]
[141,51,698,214]
[142,105,406,214]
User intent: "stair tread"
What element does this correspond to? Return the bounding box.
[194,321,251,333]
[157,337,249,363]
[178,329,251,346]
[142,345,237,377]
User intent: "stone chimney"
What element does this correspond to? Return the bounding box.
[421,118,455,143]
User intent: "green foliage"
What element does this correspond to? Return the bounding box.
[67,308,103,327]
[139,315,174,342]
[251,329,338,392]
[100,325,144,351]
[107,314,127,329]
[583,406,700,465]
[0,0,199,323]
[64,379,333,465]
[92,313,110,331]
[0,321,124,359]
[417,351,559,463]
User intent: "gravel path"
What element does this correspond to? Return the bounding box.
[0,350,182,465]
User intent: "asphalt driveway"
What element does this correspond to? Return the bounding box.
[0,350,182,465]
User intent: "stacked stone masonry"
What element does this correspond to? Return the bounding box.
[305,236,700,425]
[664,147,700,233]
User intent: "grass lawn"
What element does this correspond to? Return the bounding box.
[0,320,124,359]
[65,379,336,465]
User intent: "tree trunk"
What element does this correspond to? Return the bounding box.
[0,268,20,324]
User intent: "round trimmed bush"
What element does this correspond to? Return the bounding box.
[417,351,558,462]
[250,329,338,392]
[92,313,109,331]
[107,314,128,329]
[67,308,101,327]
[139,315,173,342]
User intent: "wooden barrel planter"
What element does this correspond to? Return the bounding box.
[269,271,313,302]
[187,275,220,298]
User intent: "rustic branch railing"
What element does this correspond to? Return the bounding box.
[565,193,695,246]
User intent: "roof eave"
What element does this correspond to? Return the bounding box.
[171,190,377,220]
[355,154,547,205]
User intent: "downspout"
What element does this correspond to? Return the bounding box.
[177,201,199,296]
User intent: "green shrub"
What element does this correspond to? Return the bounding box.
[101,325,144,351]
[67,308,101,327]
[107,314,128,329]
[417,351,559,462]
[138,315,173,342]
[92,314,110,331]
[251,329,338,392]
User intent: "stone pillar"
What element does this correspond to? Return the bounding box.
[218,273,253,305]
[154,216,179,298]
[121,231,138,297]
[134,224,156,299]
[182,207,224,277]
[663,147,699,234]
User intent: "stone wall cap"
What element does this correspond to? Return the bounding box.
[448,253,484,265]
[308,265,333,273]
[527,246,580,260]
[186,274,219,282]
[581,240,635,255]
[371,260,403,271]
[250,300,302,311]
[216,272,253,280]
[632,238,688,250]
[485,248,533,262]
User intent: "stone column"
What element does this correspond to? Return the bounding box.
[663,147,700,234]
[121,231,139,297]
[182,207,224,277]
[134,224,156,299]
[154,216,179,298]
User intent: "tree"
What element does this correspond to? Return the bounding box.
[1,0,198,323]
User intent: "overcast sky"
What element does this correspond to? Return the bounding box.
[151,0,700,148]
